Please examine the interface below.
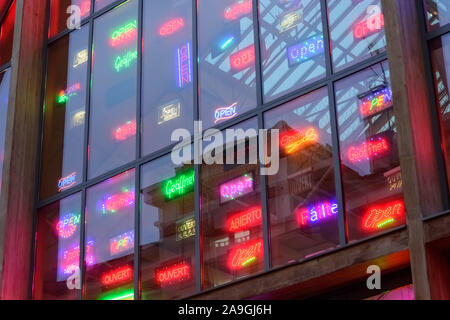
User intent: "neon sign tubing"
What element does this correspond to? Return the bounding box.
[359,86,393,118]
[279,128,319,154]
[227,207,262,233]
[214,102,238,124]
[159,18,185,37]
[162,169,195,200]
[115,120,136,141]
[296,201,338,227]
[110,231,135,256]
[362,200,404,232]
[177,42,192,88]
[56,212,81,239]
[155,261,192,287]
[227,239,263,270]
[347,137,390,163]
[224,0,252,20]
[58,172,77,192]
[220,173,254,203]
[114,50,138,72]
[99,189,135,214]
[230,45,255,71]
[353,13,384,39]
[287,35,324,67]
[110,20,137,47]
[101,266,133,286]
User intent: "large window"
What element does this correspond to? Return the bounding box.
[0,69,11,197]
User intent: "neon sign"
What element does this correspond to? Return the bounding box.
[353,13,384,39]
[98,189,135,214]
[99,289,134,301]
[57,83,81,104]
[60,241,95,275]
[347,134,391,163]
[227,207,262,233]
[358,86,393,118]
[114,120,136,141]
[155,260,192,287]
[71,110,86,128]
[224,0,252,20]
[220,173,254,204]
[110,20,137,47]
[56,212,81,239]
[212,24,241,58]
[177,42,192,88]
[58,172,77,192]
[176,217,196,241]
[110,231,134,256]
[279,8,303,32]
[101,265,133,287]
[162,169,195,200]
[362,200,405,232]
[114,50,138,72]
[158,100,181,124]
[73,49,88,68]
[296,201,338,227]
[287,35,324,67]
[214,102,238,124]
[227,239,263,270]
[159,18,184,37]
[230,45,255,71]
[279,127,319,154]
[80,0,90,17]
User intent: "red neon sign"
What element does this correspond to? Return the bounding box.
[110,20,138,47]
[159,18,185,37]
[227,239,263,271]
[224,0,252,20]
[362,200,405,232]
[115,120,136,141]
[279,127,319,154]
[230,45,255,71]
[353,13,384,39]
[155,261,192,287]
[101,266,133,286]
[227,207,262,233]
[347,137,390,163]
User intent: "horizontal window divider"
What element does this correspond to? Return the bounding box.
[426,23,450,41]
[422,209,450,222]
[0,62,11,73]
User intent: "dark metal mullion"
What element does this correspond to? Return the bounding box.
[426,23,450,41]
[0,61,11,74]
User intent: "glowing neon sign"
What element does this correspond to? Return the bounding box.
[296,201,338,227]
[73,49,88,68]
[155,260,192,287]
[358,86,393,119]
[353,13,384,39]
[58,172,77,192]
[110,20,137,47]
[115,120,136,141]
[224,0,252,20]
[230,45,255,71]
[159,18,185,37]
[98,189,135,214]
[114,50,138,72]
[212,24,241,58]
[162,169,195,200]
[227,207,262,233]
[214,102,238,124]
[110,231,134,256]
[80,0,90,17]
[99,289,134,301]
[56,212,81,239]
[287,35,324,67]
[347,134,391,163]
[71,110,86,128]
[176,217,196,241]
[101,265,133,287]
[158,100,181,124]
[362,200,405,232]
[220,173,254,204]
[279,127,319,154]
[279,8,303,32]
[60,241,95,275]
[177,42,192,88]
[57,83,81,104]
[227,239,263,270]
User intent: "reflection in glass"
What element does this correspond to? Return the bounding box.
[34,193,82,300]
[0,69,11,196]
[89,0,138,178]
[49,0,91,38]
[0,0,15,66]
[259,0,326,102]
[424,0,450,31]
[264,87,339,266]
[40,27,89,199]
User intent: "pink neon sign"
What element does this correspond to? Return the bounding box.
[353,13,384,39]
[347,135,391,163]
[115,120,136,141]
[220,173,254,204]
[60,241,95,275]
[224,0,252,21]
[227,239,263,271]
[56,212,81,239]
[230,44,255,71]
[159,18,185,37]
[227,207,262,233]
[98,190,135,215]
[110,231,134,256]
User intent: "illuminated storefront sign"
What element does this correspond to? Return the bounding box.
[114,120,136,141]
[227,239,263,270]
[224,0,252,20]
[71,110,86,128]
[58,172,77,192]
[353,13,384,39]
[155,260,192,287]
[287,35,324,67]
[158,100,181,124]
[110,231,134,256]
[101,265,133,287]
[162,169,195,200]
[73,49,88,68]
[279,127,319,154]
[114,50,138,72]
[385,167,403,192]
[56,212,81,239]
[296,201,338,227]
[176,217,196,241]
[177,42,192,88]
[227,207,262,233]
[214,102,238,124]
[279,7,303,32]
[60,241,95,275]
[362,200,405,232]
[80,0,90,16]
[110,20,137,47]
[159,17,185,37]
[230,44,255,71]
[99,289,134,301]
[212,24,241,58]
[98,189,135,214]
[358,85,393,118]
[220,173,254,204]
[347,134,391,163]
[57,83,81,104]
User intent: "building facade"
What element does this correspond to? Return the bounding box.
[0,0,449,300]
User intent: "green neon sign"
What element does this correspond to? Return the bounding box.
[162,169,195,200]
[114,50,138,72]
[99,289,134,301]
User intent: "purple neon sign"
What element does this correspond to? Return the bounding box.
[287,34,324,67]
[177,42,192,88]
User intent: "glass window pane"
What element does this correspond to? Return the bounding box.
[88,0,138,179]
[201,118,264,289]
[259,0,326,102]
[95,0,116,12]
[327,0,386,72]
[424,0,450,31]
[84,170,135,300]
[430,33,450,201]
[0,68,11,196]
[0,0,15,66]
[142,0,194,156]
[336,61,405,242]
[264,87,339,267]
[140,154,196,300]
[34,193,82,300]
[198,0,257,129]
[49,0,91,38]
[40,26,89,200]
